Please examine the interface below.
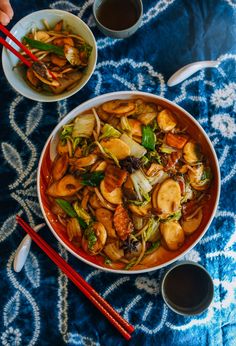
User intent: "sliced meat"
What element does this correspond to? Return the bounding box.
[113,205,133,241]
[104,164,127,192]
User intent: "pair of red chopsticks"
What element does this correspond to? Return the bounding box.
[0,23,56,80]
[16,215,135,340]
[0,22,38,67]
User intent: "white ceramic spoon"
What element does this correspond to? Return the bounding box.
[167,60,218,87]
[13,223,45,272]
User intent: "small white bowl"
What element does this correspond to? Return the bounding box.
[37,91,221,274]
[2,9,97,102]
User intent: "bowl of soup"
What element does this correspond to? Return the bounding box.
[2,9,97,102]
[38,91,220,273]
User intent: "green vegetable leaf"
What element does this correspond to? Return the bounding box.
[55,199,86,228]
[145,240,160,254]
[55,198,77,218]
[24,36,64,56]
[201,167,212,181]
[73,202,91,225]
[128,200,150,206]
[60,125,73,143]
[104,257,112,265]
[84,228,97,250]
[124,259,137,270]
[144,218,159,241]
[81,171,105,187]
[99,124,121,140]
[79,43,93,57]
[142,126,156,150]
[144,151,162,165]
[72,137,81,151]
[161,210,182,222]
[159,144,176,154]
[141,156,149,166]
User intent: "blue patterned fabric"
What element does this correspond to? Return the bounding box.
[0,1,236,345]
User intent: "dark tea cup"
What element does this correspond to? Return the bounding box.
[161,261,214,316]
[93,0,143,38]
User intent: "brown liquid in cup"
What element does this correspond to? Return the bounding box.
[97,0,140,31]
[163,264,210,309]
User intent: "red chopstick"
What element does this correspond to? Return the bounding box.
[0,23,38,62]
[0,23,56,79]
[16,215,134,340]
[0,37,32,67]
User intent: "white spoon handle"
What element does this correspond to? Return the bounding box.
[13,223,45,272]
[167,60,218,87]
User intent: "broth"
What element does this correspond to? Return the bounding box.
[97,0,140,30]
[163,265,211,309]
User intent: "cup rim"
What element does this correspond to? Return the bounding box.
[161,260,214,316]
[92,0,143,34]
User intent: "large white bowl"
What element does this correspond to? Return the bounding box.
[2,9,97,102]
[38,91,221,274]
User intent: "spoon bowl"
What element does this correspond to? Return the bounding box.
[167,60,218,87]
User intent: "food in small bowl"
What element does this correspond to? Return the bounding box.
[38,91,220,273]
[19,20,92,95]
[2,10,97,102]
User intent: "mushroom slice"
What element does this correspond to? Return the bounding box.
[47,174,82,197]
[102,100,135,116]
[100,138,131,160]
[160,221,185,251]
[100,180,122,205]
[181,209,203,235]
[51,154,68,181]
[137,103,158,125]
[89,193,103,209]
[95,208,116,238]
[64,44,81,66]
[156,178,181,214]
[82,222,107,255]
[157,109,177,132]
[188,164,211,191]
[32,61,60,87]
[183,140,202,164]
[69,154,98,168]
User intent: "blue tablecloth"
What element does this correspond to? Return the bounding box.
[1,1,236,345]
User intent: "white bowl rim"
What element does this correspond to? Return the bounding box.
[1,9,97,102]
[37,90,221,274]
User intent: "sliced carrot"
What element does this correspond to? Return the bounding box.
[166,133,188,149]
[54,20,63,32]
[128,119,142,136]
[51,54,67,67]
[53,37,74,47]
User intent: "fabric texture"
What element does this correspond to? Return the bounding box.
[0,1,236,345]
